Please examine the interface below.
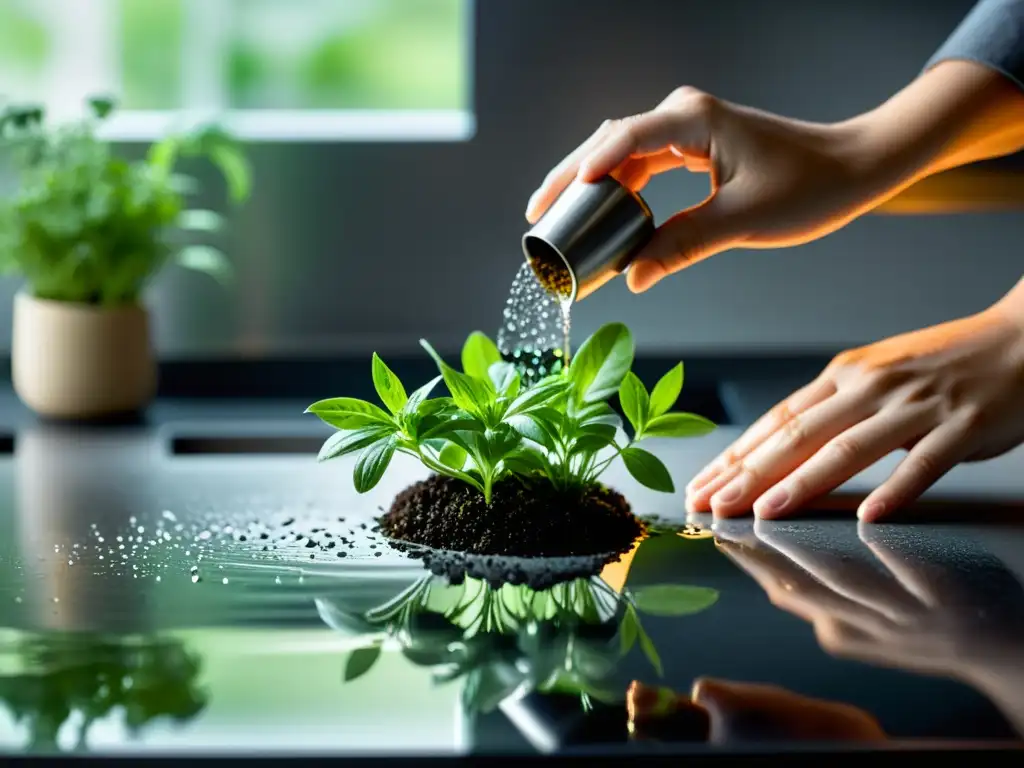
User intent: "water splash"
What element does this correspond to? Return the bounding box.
[496,263,572,386]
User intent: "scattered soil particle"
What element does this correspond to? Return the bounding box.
[378,475,643,558]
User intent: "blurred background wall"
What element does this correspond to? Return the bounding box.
[0,0,1020,359]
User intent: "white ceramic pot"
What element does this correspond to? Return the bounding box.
[12,291,156,419]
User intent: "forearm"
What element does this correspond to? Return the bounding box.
[838,0,1024,204]
[845,60,1024,195]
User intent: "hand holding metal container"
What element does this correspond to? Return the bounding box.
[522,175,655,302]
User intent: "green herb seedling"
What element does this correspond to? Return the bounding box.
[307,323,716,503]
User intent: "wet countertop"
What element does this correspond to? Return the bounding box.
[0,399,1023,758]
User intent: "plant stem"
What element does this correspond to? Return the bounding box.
[587,442,628,483]
[402,444,487,496]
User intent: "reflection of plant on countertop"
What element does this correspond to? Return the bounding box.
[0,97,251,305]
[318,571,719,714]
[0,631,207,753]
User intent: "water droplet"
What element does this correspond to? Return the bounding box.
[52,597,59,604]
[198,531,211,541]
[274,575,282,585]
[222,577,229,585]
[162,510,177,522]
[155,575,162,582]
[191,573,200,584]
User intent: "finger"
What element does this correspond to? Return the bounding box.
[857,524,940,607]
[686,377,837,512]
[813,616,891,664]
[578,105,711,184]
[856,417,970,523]
[708,388,873,518]
[751,407,934,520]
[692,676,886,743]
[626,181,755,293]
[754,522,922,623]
[525,121,612,223]
[689,377,836,492]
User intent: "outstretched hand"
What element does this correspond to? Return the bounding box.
[686,302,1024,521]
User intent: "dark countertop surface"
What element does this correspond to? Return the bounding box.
[0,390,1022,758]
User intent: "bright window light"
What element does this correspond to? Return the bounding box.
[0,0,474,142]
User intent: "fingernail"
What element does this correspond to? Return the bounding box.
[858,500,885,521]
[757,487,790,518]
[712,480,742,506]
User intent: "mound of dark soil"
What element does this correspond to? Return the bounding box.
[378,475,644,558]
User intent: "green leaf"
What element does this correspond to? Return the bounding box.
[175,245,232,285]
[507,414,555,450]
[572,434,616,455]
[632,585,720,617]
[210,143,252,204]
[502,448,550,476]
[484,424,523,464]
[307,397,394,429]
[317,425,394,462]
[343,643,382,682]
[177,209,223,232]
[421,417,485,441]
[643,413,716,439]
[569,323,635,404]
[403,376,442,414]
[618,372,649,433]
[461,331,502,383]
[488,361,521,399]
[637,622,663,676]
[353,437,397,493]
[87,95,115,119]
[578,422,617,441]
[505,378,570,417]
[619,610,639,655]
[438,442,467,471]
[621,447,674,493]
[649,363,683,419]
[371,353,408,415]
[416,397,454,418]
[420,339,493,418]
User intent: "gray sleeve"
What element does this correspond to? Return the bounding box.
[925,0,1024,91]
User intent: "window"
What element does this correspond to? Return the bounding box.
[0,0,473,141]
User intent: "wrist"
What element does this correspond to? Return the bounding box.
[834,60,1024,206]
[992,277,1024,336]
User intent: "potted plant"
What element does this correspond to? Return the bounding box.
[0,97,251,420]
[307,322,716,559]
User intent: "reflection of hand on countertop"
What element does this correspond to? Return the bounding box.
[716,521,1024,735]
[626,678,885,743]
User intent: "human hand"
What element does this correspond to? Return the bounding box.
[686,301,1024,521]
[525,86,879,293]
[626,677,885,743]
[526,62,1024,295]
[714,521,1024,686]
